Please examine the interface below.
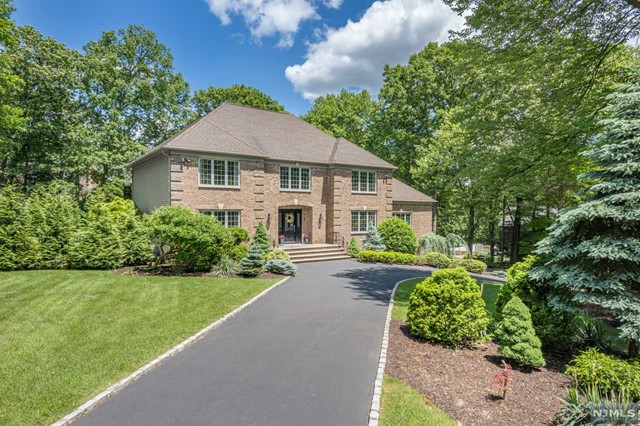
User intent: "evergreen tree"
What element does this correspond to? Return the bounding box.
[363,222,386,252]
[347,237,360,257]
[253,221,269,252]
[240,244,265,277]
[0,186,38,270]
[494,296,546,368]
[531,81,640,356]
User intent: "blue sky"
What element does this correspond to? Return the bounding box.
[13,0,463,115]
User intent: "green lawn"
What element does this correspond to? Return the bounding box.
[380,375,456,426]
[0,270,279,426]
[392,276,502,320]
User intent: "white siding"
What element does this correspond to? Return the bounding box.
[132,154,170,213]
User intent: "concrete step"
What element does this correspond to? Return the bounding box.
[282,244,350,263]
[293,254,352,263]
[282,245,342,253]
[289,250,347,260]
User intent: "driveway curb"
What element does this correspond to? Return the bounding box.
[367,277,418,426]
[51,275,291,426]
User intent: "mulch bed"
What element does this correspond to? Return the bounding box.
[112,266,283,280]
[386,319,572,426]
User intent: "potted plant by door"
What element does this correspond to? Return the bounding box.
[278,234,285,245]
[303,233,310,244]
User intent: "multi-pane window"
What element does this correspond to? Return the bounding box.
[352,170,377,193]
[199,159,240,187]
[203,210,240,228]
[393,212,412,225]
[280,166,310,191]
[351,211,377,233]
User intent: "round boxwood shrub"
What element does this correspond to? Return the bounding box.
[419,252,451,269]
[450,258,487,274]
[494,296,546,368]
[407,268,489,347]
[378,217,418,254]
[566,348,640,399]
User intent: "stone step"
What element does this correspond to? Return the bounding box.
[293,254,352,263]
[285,248,346,256]
[289,250,347,260]
[281,245,342,253]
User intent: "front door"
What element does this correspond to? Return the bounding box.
[279,209,302,243]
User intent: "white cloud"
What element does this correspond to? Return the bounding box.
[285,0,465,99]
[206,0,318,47]
[322,0,343,9]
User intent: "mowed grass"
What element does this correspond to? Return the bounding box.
[0,270,279,426]
[380,375,456,426]
[392,276,503,320]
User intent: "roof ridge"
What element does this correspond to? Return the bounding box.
[202,116,268,157]
[218,102,291,115]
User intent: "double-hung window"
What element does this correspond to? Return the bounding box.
[352,170,377,193]
[280,165,310,191]
[392,212,412,225]
[199,158,240,187]
[203,210,240,228]
[351,211,377,233]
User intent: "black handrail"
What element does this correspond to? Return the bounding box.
[332,231,345,248]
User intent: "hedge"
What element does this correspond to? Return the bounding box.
[357,250,418,265]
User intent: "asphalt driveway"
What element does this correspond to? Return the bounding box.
[76,260,430,426]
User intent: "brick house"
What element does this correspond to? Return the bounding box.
[130,103,436,246]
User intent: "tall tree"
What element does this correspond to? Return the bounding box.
[80,25,191,182]
[301,90,377,148]
[192,84,284,117]
[531,80,640,356]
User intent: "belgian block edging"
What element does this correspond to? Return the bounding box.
[51,275,292,426]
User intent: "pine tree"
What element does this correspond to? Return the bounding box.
[363,222,386,251]
[494,296,546,368]
[531,80,640,357]
[240,244,265,277]
[347,237,360,257]
[253,221,269,252]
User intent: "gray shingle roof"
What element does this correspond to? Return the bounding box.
[130,103,395,169]
[392,179,437,203]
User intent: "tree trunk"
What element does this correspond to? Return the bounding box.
[510,197,523,264]
[467,203,475,259]
[489,219,496,263]
[630,340,639,358]
[500,196,507,266]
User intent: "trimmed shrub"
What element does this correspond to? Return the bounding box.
[253,221,269,252]
[450,258,487,274]
[494,296,546,368]
[357,250,418,265]
[240,244,265,276]
[0,186,39,270]
[265,259,297,276]
[145,206,232,272]
[363,222,386,251]
[566,348,640,400]
[378,217,418,254]
[419,252,451,269]
[265,248,290,261]
[407,268,489,347]
[69,197,153,269]
[229,226,249,245]
[229,243,250,262]
[347,237,360,257]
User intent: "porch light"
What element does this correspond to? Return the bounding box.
[267,213,271,221]
[319,213,323,221]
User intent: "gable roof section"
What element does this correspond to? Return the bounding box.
[392,179,437,203]
[130,103,395,169]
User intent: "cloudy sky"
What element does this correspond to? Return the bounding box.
[14,0,463,115]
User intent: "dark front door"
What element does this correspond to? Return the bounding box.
[279,209,302,243]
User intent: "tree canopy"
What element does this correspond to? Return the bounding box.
[192,84,285,117]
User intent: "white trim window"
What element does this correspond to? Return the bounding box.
[203,210,241,228]
[199,158,240,188]
[280,165,311,191]
[352,170,377,194]
[393,212,412,225]
[351,211,377,234]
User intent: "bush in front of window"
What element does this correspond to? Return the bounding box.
[145,206,232,273]
[265,259,297,276]
[253,221,270,252]
[362,222,386,251]
[229,243,249,262]
[347,237,360,257]
[239,244,266,277]
[229,226,249,244]
[377,217,418,254]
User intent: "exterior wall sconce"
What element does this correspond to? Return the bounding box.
[267,213,271,221]
[319,213,323,221]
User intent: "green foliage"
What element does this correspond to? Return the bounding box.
[229,243,249,262]
[228,226,249,245]
[418,232,450,255]
[407,268,489,347]
[566,349,640,400]
[347,237,360,257]
[531,81,640,354]
[239,244,265,277]
[253,221,269,253]
[0,186,38,270]
[265,248,290,261]
[192,84,284,116]
[450,258,487,274]
[494,256,537,322]
[357,250,418,265]
[145,206,231,273]
[363,222,386,251]
[69,197,152,269]
[494,296,546,368]
[378,217,418,254]
[211,255,239,277]
[0,0,24,148]
[554,384,634,426]
[264,259,297,276]
[419,252,451,269]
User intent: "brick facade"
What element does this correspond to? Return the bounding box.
[392,202,434,238]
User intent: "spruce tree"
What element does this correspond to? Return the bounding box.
[240,244,265,277]
[531,80,640,356]
[495,296,546,368]
[347,237,360,257]
[363,222,386,252]
[253,221,269,252]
